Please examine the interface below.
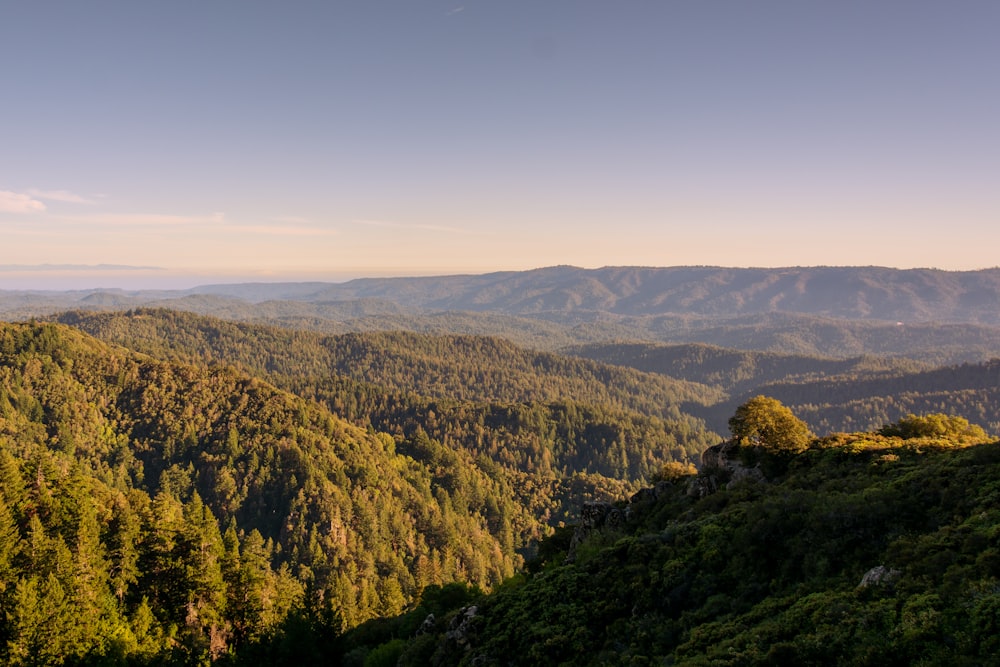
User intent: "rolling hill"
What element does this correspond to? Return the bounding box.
[184,265,1000,323]
[566,340,1000,437]
[7,266,1000,363]
[55,309,720,480]
[1,283,999,663]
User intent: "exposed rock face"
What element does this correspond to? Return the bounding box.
[629,487,658,505]
[444,605,479,651]
[701,439,741,471]
[415,612,436,636]
[858,565,901,589]
[580,501,617,529]
[692,439,765,495]
[567,501,626,562]
[727,463,765,487]
[686,475,718,499]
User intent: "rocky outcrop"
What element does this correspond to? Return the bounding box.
[700,439,741,471]
[858,565,901,589]
[686,474,718,499]
[628,480,675,508]
[690,439,765,497]
[580,501,623,529]
[564,446,769,561]
[567,481,687,561]
[444,605,479,652]
[566,441,766,555]
[415,612,436,636]
[566,502,625,562]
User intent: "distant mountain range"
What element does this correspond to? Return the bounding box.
[6,265,1000,322]
[6,266,1000,363]
[187,265,1000,322]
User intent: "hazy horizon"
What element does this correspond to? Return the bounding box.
[4,262,1000,293]
[3,2,998,284]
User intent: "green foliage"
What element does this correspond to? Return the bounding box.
[569,341,926,394]
[0,321,540,663]
[333,427,1000,665]
[59,309,714,480]
[571,341,1000,438]
[879,412,990,443]
[10,266,1000,365]
[3,311,999,664]
[649,460,698,483]
[362,638,406,667]
[0,317,712,664]
[728,395,812,453]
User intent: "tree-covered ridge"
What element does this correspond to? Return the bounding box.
[745,359,1000,436]
[0,321,558,662]
[335,413,1000,665]
[631,312,1000,364]
[2,319,997,666]
[566,339,1000,437]
[56,309,718,479]
[292,265,1000,323]
[31,265,998,323]
[565,341,928,393]
[9,290,1000,365]
[57,309,721,417]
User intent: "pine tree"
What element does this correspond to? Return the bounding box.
[0,496,21,594]
[107,492,141,603]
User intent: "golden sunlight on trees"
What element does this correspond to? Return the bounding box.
[878,413,990,444]
[728,395,812,454]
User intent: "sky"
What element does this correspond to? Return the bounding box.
[2,1,998,289]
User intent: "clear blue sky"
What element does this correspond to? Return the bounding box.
[2,1,998,288]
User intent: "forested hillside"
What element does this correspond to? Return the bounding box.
[52,309,1000,465]
[744,359,1000,436]
[0,321,650,663]
[0,315,733,661]
[568,340,1000,437]
[332,415,1000,665]
[57,309,718,480]
[3,318,998,664]
[566,341,928,393]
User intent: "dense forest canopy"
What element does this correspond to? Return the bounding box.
[0,318,718,663]
[568,340,1000,437]
[56,309,718,479]
[0,321,546,662]
[52,309,1000,442]
[0,272,998,664]
[332,407,1000,665]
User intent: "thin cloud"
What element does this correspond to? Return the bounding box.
[353,219,473,234]
[445,6,465,16]
[271,215,312,225]
[55,212,226,226]
[0,190,46,214]
[0,263,163,271]
[27,189,96,204]
[229,223,337,237]
[23,208,334,235]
